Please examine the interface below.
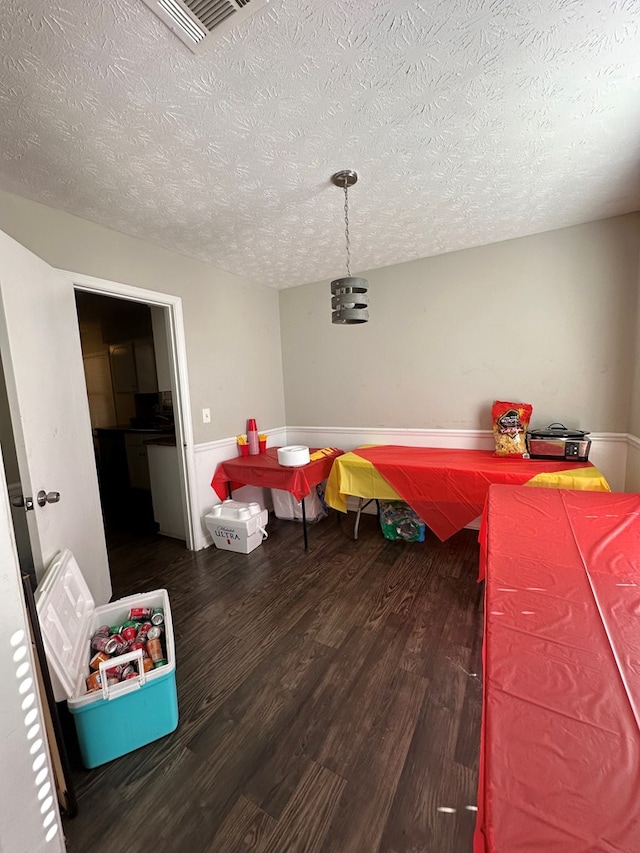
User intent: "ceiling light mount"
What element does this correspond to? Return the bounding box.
[331,170,358,190]
[330,170,369,325]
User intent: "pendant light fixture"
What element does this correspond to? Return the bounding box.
[330,170,369,324]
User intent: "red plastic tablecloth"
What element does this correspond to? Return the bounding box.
[354,445,606,541]
[211,447,342,502]
[475,485,640,852]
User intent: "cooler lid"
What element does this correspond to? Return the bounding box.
[34,549,95,699]
[209,499,264,520]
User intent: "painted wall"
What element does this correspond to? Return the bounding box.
[629,236,640,438]
[280,215,640,436]
[626,232,640,491]
[0,189,285,445]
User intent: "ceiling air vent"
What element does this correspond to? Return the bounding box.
[141,0,269,53]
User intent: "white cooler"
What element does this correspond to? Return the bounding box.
[205,499,268,554]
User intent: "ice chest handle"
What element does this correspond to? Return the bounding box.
[98,648,146,700]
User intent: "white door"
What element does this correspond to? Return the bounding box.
[0,451,65,852]
[0,229,111,606]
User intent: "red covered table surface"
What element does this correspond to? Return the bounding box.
[352,445,609,541]
[475,485,640,853]
[211,447,342,502]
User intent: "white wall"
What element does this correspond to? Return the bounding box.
[280,215,640,436]
[0,189,286,445]
[1,188,638,527]
[626,230,640,491]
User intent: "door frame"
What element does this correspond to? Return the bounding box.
[69,271,197,550]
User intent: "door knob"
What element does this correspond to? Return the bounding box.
[37,490,61,507]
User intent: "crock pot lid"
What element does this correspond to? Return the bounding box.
[529,423,590,439]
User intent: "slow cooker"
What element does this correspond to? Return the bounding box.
[527,423,591,462]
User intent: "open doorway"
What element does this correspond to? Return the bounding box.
[74,290,190,557]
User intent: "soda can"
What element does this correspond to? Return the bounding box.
[106,663,135,681]
[121,622,138,642]
[146,637,165,665]
[147,626,163,640]
[105,663,124,680]
[124,671,139,681]
[89,651,110,671]
[94,624,110,637]
[108,625,122,635]
[136,622,153,642]
[91,634,117,654]
[129,640,146,653]
[128,607,153,621]
[86,671,118,692]
[86,671,103,692]
[151,608,164,626]
[110,633,128,654]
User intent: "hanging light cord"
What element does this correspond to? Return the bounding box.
[343,181,351,277]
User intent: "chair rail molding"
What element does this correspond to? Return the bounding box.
[191,425,631,549]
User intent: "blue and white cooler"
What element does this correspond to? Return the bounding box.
[35,549,178,768]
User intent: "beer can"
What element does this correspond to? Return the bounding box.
[91,634,117,654]
[128,607,153,621]
[152,658,168,668]
[147,626,163,640]
[151,608,164,626]
[89,651,110,671]
[142,657,154,673]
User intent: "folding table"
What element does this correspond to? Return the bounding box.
[324,445,611,541]
[475,485,640,852]
[211,447,343,550]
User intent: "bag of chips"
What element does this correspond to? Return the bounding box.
[492,401,532,457]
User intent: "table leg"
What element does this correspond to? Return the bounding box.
[354,498,378,540]
[354,498,364,540]
[302,495,308,550]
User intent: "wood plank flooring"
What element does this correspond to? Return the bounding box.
[61,511,483,853]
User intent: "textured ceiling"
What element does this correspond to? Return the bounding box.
[1,0,640,289]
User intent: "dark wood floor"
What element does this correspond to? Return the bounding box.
[61,510,483,853]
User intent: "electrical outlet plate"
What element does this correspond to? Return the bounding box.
[202,408,211,423]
